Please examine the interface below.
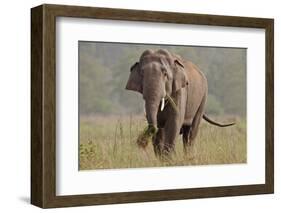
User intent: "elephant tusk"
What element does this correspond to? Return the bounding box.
[160,98,165,111]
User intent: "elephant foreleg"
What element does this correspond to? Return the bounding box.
[163,115,180,156]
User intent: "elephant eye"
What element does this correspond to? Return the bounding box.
[139,68,144,77]
[161,67,167,75]
[162,69,168,78]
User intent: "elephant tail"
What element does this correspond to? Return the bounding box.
[203,114,235,127]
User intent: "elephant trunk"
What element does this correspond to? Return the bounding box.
[136,99,158,149]
[142,77,166,133]
[145,99,159,130]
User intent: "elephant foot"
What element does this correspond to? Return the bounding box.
[153,143,175,161]
[153,128,177,161]
[153,128,164,157]
[157,143,175,162]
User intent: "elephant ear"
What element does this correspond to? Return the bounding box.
[125,62,143,94]
[172,59,188,92]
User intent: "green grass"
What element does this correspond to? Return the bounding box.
[79,115,246,170]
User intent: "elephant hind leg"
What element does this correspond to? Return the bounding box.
[182,125,192,154]
[189,95,206,142]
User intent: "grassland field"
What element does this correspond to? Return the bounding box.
[79,115,246,170]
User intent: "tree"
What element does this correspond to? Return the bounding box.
[79,43,112,115]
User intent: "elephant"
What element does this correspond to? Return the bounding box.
[125,49,234,157]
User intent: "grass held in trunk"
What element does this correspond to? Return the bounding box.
[136,125,157,148]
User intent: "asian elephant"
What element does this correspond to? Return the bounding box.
[125,49,234,156]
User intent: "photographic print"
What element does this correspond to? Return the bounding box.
[79,42,246,170]
[31,4,273,208]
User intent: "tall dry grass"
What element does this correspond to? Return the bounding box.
[79,115,246,170]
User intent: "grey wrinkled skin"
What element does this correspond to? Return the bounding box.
[126,49,233,157]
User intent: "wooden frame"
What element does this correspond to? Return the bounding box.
[31,4,274,208]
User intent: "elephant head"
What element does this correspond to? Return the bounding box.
[126,49,188,131]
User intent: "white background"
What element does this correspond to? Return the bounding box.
[57,18,265,195]
[0,0,279,212]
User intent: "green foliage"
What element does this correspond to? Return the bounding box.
[206,94,224,115]
[79,43,113,114]
[136,124,157,148]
